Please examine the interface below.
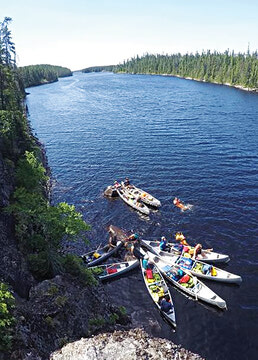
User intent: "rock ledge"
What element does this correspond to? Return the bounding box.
[50,328,204,360]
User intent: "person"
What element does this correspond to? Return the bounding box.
[159,236,169,251]
[160,297,173,313]
[142,255,149,269]
[124,177,130,187]
[127,233,139,242]
[130,241,144,259]
[124,233,139,251]
[173,197,181,206]
[175,232,189,246]
[192,243,202,259]
[108,229,117,248]
[114,180,121,189]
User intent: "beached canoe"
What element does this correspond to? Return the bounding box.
[91,259,139,280]
[81,241,123,267]
[122,182,161,208]
[147,251,227,309]
[141,239,230,264]
[116,186,150,215]
[140,258,176,327]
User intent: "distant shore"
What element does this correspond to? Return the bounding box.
[116,71,258,93]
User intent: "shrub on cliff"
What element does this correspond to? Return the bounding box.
[0,282,15,351]
[7,151,91,280]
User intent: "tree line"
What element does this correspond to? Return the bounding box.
[19,64,72,88]
[0,17,92,353]
[81,65,115,73]
[115,51,258,90]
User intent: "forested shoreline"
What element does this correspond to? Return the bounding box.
[114,51,258,91]
[18,64,72,88]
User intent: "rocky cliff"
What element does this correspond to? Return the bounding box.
[50,328,205,360]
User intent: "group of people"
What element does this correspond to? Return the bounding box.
[158,233,206,260]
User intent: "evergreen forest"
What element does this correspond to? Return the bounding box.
[115,51,258,90]
[0,17,93,352]
[81,65,115,73]
[18,64,72,88]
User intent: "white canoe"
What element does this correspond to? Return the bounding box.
[117,186,150,215]
[141,239,230,264]
[81,241,123,267]
[140,258,176,327]
[143,241,241,284]
[122,183,161,208]
[147,251,227,309]
[91,260,139,280]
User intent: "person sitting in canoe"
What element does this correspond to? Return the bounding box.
[160,296,173,313]
[130,241,144,260]
[108,228,118,248]
[114,180,121,189]
[124,177,130,187]
[124,233,139,250]
[175,232,189,246]
[159,236,170,252]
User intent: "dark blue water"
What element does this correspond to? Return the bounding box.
[27,72,258,360]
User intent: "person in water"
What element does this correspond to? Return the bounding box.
[173,197,181,205]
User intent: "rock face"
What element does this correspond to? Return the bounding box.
[10,275,129,360]
[50,328,205,360]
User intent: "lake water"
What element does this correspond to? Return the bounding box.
[27,72,258,360]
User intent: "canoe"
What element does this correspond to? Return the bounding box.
[147,251,227,309]
[141,241,238,283]
[141,239,230,264]
[116,186,150,215]
[122,182,161,208]
[81,241,123,267]
[91,260,139,280]
[140,258,176,327]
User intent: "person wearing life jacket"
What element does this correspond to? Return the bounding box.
[160,296,173,313]
[124,177,130,187]
[173,197,181,206]
[124,233,139,251]
[114,180,121,189]
[193,243,202,259]
[160,236,169,251]
[175,232,189,246]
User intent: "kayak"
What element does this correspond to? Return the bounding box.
[147,251,227,309]
[116,186,150,215]
[143,242,241,284]
[91,260,139,280]
[81,241,123,267]
[140,258,176,327]
[141,239,230,264]
[122,182,161,208]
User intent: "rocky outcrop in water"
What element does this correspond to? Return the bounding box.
[50,328,205,360]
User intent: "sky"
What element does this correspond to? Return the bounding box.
[1,0,258,71]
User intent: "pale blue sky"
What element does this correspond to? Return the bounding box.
[1,0,257,70]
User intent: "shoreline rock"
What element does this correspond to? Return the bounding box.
[50,328,205,360]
